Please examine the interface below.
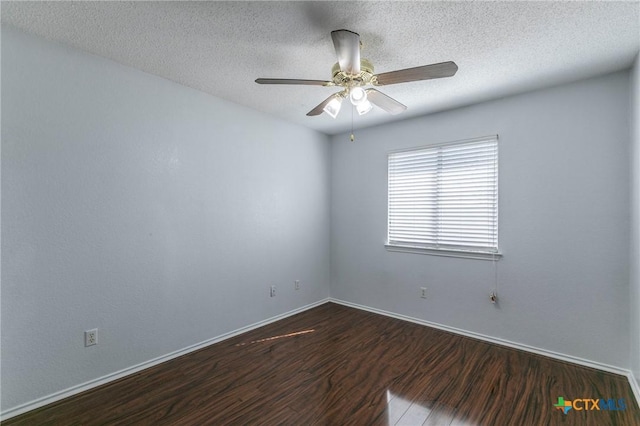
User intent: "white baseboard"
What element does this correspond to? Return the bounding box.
[329,298,640,408]
[629,373,640,407]
[0,298,330,421]
[5,297,638,420]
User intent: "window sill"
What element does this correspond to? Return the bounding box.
[384,244,502,261]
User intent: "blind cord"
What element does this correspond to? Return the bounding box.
[492,254,498,303]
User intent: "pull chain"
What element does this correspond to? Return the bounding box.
[350,104,355,142]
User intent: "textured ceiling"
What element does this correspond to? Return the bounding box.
[2,1,639,135]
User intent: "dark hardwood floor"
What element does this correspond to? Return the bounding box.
[4,302,639,425]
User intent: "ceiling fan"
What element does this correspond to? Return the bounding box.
[255,29,458,118]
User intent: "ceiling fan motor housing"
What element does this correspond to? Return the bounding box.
[331,59,375,87]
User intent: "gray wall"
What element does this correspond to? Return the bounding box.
[631,53,640,383]
[1,26,331,411]
[2,23,637,416]
[330,71,631,369]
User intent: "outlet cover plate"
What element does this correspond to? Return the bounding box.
[85,329,98,347]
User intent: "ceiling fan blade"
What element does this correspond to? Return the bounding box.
[375,61,458,86]
[366,89,407,115]
[307,93,339,116]
[255,78,332,86]
[331,29,361,75]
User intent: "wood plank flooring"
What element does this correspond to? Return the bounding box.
[5,302,639,425]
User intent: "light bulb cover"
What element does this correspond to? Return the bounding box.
[323,96,343,119]
[349,87,367,105]
[356,99,372,115]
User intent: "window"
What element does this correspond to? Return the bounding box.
[386,135,499,259]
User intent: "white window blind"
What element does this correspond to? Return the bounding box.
[387,136,499,255]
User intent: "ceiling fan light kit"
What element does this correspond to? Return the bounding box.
[356,99,373,116]
[349,86,367,105]
[323,95,344,119]
[255,29,458,119]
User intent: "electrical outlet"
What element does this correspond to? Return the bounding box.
[295,280,300,290]
[85,329,98,347]
[420,287,427,299]
[270,285,276,297]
